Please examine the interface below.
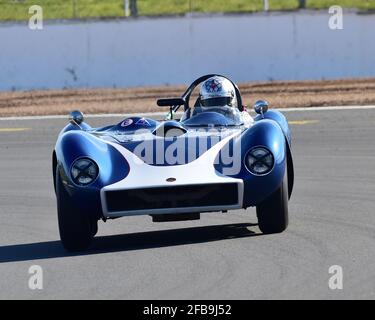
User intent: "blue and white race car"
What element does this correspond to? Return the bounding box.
[53,74,294,251]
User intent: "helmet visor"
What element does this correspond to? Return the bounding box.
[201,97,232,107]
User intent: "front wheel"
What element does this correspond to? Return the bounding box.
[256,166,289,234]
[56,169,97,251]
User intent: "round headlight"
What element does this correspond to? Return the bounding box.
[71,158,99,186]
[245,147,274,175]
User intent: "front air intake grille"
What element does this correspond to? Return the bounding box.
[105,183,238,212]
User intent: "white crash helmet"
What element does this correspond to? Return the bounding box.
[199,76,237,108]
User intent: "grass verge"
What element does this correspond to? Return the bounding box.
[0,0,374,21]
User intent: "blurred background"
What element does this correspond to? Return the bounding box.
[0,0,375,115]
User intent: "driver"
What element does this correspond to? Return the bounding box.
[181,76,253,127]
[199,76,238,109]
[182,76,239,122]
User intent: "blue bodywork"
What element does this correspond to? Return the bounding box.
[53,109,293,220]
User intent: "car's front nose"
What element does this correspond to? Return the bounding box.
[100,136,243,218]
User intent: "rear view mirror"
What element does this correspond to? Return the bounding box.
[69,110,84,125]
[157,98,185,107]
[254,100,269,117]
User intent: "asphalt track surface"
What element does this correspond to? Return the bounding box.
[0,108,375,299]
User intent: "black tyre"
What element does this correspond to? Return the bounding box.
[56,169,97,251]
[256,164,289,234]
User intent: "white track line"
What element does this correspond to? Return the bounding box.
[1,105,375,121]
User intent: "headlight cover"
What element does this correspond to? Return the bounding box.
[71,158,99,186]
[245,147,274,175]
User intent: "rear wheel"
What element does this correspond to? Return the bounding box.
[56,169,97,251]
[256,164,289,234]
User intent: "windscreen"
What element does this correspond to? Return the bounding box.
[182,106,243,126]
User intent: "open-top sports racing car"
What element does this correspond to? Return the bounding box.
[53,74,294,251]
